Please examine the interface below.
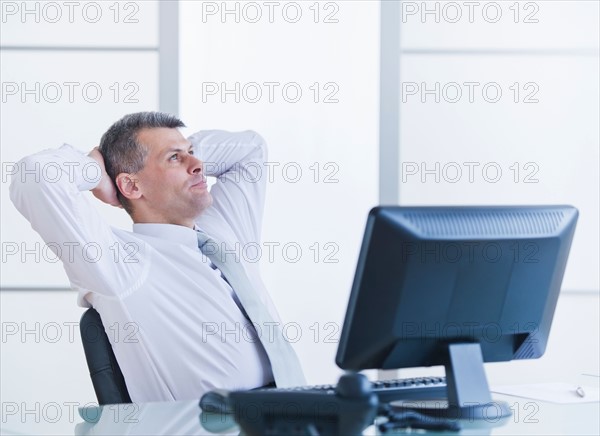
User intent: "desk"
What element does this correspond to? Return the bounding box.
[1,392,598,435]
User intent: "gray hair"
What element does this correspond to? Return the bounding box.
[98,112,186,214]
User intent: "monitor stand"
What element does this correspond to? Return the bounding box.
[392,343,512,420]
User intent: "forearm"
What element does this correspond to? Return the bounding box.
[190,130,268,244]
[10,144,101,225]
[189,130,267,179]
[9,144,141,294]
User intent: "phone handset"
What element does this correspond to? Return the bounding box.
[228,373,379,435]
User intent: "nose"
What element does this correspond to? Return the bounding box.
[190,154,203,175]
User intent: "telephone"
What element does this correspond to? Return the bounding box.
[205,373,379,436]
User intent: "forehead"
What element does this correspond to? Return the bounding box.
[136,127,191,154]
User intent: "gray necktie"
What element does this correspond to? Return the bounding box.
[197,230,306,387]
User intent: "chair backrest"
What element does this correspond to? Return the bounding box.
[80,308,132,405]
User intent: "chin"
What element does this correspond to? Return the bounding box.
[193,193,213,215]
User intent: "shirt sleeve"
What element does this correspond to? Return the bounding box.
[189,130,268,245]
[9,144,146,298]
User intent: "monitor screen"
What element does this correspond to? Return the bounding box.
[335,205,578,418]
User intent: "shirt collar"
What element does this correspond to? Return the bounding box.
[132,223,199,251]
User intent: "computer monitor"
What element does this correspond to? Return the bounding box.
[335,205,578,419]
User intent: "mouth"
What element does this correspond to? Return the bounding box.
[190,178,207,190]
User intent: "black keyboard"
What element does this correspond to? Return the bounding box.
[256,376,447,404]
[371,376,447,402]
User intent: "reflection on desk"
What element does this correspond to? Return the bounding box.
[2,394,597,435]
[76,401,238,435]
[73,393,597,436]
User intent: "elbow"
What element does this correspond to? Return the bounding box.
[9,156,39,201]
[9,155,59,214]
[9,156,41,217]
[248,130,268,161]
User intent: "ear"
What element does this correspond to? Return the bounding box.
[116,173,142,201]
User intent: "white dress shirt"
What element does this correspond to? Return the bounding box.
[10,130,284,402]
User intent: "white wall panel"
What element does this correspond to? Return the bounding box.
[0,0,158,47]
[0,290,94,428]
[1,50,159,287]
[392,0,599,294]
[398,54,599,291]
[399,0,599,50]
[180,0,380,384]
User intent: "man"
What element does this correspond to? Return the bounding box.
[10,112,304,402]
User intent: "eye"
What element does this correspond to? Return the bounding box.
[189,149,194,156]
[169,153,179,161]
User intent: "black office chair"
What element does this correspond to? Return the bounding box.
[80,308,132,405]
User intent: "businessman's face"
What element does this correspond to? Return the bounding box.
[133,127,212,226]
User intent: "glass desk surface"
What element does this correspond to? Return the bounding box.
[1,393,598,435]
